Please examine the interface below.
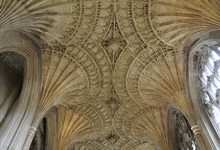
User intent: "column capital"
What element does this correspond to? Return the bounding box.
[28,126,37,136]
[191,125,201,135]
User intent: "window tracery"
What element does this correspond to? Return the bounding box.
[175,113,197,150]
[198,45,220,137]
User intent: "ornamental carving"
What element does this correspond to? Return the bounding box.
[1,0,220,149]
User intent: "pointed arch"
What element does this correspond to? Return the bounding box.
[188,30,220,150]
[0,31,42,149]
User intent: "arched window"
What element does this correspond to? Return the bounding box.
[175,113,197,150]
[198,44,220,136]
[168,108,197,150]
[188,30,220,150]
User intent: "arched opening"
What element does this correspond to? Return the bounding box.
[0,31,42,149]
[188,30,220,150]
[28,107,58,150]
[29,118,46,150]
[0,52,24,124]
[168,108,197,150]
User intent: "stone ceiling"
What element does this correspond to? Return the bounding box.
[1,0,220,149]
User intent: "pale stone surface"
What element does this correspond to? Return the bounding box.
[0,0,220,149]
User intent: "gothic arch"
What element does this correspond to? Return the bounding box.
[187,30,220,150]
[0,31,42,149]
[168,107,198,150]
[1,0,220,149]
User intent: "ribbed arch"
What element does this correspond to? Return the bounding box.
[0,31,42,150]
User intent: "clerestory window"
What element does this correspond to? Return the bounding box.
[198,45,220,137]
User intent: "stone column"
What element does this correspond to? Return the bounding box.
[191,124,207,150]
[22,126,38,149]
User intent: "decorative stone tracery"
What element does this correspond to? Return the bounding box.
[1,0,220,149]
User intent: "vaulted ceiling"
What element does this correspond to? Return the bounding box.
[1,0,220,149]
